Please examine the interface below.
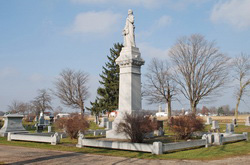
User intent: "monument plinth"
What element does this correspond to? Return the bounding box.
[106,10,144,139]
[0,114,28,137]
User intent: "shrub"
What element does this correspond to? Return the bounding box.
[168,114,204,140]
[55,114,89,139]
[116,112,157,143]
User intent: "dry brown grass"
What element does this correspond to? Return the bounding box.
[157,115,249,124]
[204,115,249,124]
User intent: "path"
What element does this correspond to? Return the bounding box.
[0,145,249,165]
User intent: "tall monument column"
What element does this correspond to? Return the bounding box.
[106,9,144,139]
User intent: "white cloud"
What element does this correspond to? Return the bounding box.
[0,67,18,78]
[138,42,169,59]
[211,0,250,29]
[70,0,209,9]
[137,15,172,39]
[68,11,121,35]
[156,15,172,28]
[29,74,44,82]
[71,0,163,9]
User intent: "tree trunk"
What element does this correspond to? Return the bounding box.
[95,115,99,125]
[167,100,171,119]
[191,101,197,114]
[235,96,241,120]
[81,103,85,115]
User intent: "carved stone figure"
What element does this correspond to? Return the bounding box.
[123,9,136,47]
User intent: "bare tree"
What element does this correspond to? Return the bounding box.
[32,89,53,114]
[54,69,89,114]
[8,100,30,115]
[169,34,230,114]
[232,53,250,119]
[144,58,177,119]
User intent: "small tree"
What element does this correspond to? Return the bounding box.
[55,114,89,139]
[54,69,89,114]
[32,89,53,114]
[116,112,157,143]
[144,58,177,119]
[232,53,250,119]
[217,107,224,116]
[8,100,31,115]
[168,114,204,140]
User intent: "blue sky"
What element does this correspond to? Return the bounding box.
[1,0,250,112]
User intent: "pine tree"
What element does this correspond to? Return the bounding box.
[88,43,123,117]
[86,98,102,124]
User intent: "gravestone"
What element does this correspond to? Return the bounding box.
[36,125,43,133]
[0,114,28,137]
[211,121,219,130]
[106,9,145,139]
[105,121,112,130]
[226,123,234,133]
[48,126,52,133]
[38,112,45,126]
[99,117,108,128]
[232,118,237,127]
[154,127,164,136]
[205,117,212,125]
[245,116,250,126]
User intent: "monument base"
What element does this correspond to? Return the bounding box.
[0,114,28,137]
[106,110,140,140]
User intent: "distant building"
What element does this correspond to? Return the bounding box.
[55,113,70,119]
[155,112,168,117]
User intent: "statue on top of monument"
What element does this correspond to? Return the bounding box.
[123,9,136,47]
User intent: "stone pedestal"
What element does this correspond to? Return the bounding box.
[0,114,28,137]
[106,46,144,139]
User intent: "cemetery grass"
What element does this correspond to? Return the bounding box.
[1,133,250,160]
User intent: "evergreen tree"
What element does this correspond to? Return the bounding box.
[86,98,102,124]
[88,43,123,117]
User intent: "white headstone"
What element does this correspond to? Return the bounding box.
[226,123,234,133]
[205,117,212,125]
[211,120,219,130]
[106,9,144,139]
[48,126,52,133]
[245,116,250,126]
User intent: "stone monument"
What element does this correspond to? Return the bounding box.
[106,9,144,139]
[38,112,45,126]
[0,114,28,137]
